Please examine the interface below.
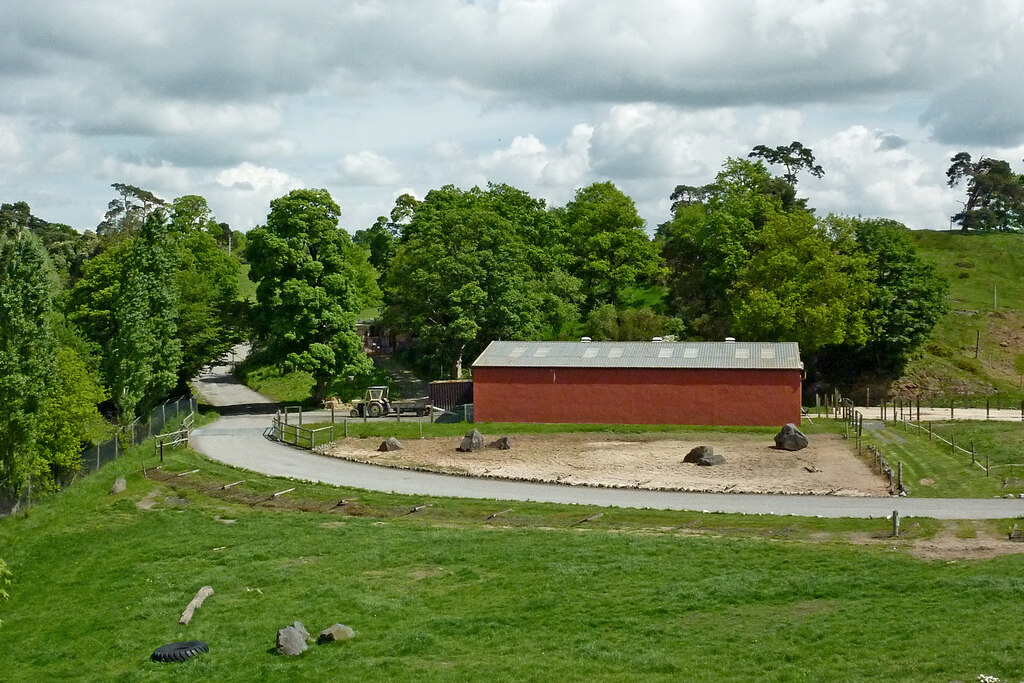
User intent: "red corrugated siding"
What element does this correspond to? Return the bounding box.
[473,367,801,426]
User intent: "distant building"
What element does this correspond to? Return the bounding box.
[471,340,802,426]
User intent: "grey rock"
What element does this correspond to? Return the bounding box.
[318,623,356,643]
[378,437,403,452]
[774,423,809,451]
[487,436,512,450]
[292,621,311,642]
[684,446,725,466]
[109,478,127,495]
[457,428,484,452]
[276,626,308,655]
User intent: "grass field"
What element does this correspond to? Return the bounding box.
[3,428,1024,681]
[858,418,1024,498]
[904,230,1024,401]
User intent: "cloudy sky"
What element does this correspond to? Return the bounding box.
[3,0,1024,234]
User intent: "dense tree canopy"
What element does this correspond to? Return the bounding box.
[247,188,374,400]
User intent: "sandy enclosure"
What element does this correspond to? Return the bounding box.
[322,432,890,496]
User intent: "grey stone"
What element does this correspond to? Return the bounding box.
[774,423,809,451]
[684,446,725,466]
[378,437,403,452]
[109,477,127,495]
[318,623,356,643]
[487,436,512,450]
[292,621,311,642]
[457,428,484,452]
[276,626,308,655]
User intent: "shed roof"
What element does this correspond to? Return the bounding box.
[473,341,802,371]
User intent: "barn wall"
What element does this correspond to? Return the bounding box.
[472,367,801,426]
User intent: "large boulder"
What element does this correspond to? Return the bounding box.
[774,423,809,451]
[683,445,725,466]
[457,429,484,453]
[109,478,127,495]
[276,625,308,656]
[318,623,356,643]
[487,436,512,450]
[378,437,403,452]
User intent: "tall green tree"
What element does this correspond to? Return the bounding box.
[560,182,664,311]
[815,215,948,379]
[946,153,1024,232]
[97,183,168,239]
[109,211,181,418]
[0,226,55,494]
[384,184,580,377]
[246,189,373,400]
[659,158,873,353]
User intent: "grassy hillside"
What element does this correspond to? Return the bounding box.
[900,230,1024,401]
[3,430,1024,681]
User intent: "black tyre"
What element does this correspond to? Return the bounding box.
[151,640,209,663]
[350,408,360,418]
[367,403,383,418]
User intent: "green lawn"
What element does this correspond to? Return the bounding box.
[858,418,1024,498]
[2,432,1023,681]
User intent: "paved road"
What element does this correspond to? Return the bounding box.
[191,361,1024,520]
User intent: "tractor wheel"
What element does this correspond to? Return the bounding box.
[151,641,209,663]
[350,408,360,418]
[367,403,383,418]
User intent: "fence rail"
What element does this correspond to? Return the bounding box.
[1,394,198,517]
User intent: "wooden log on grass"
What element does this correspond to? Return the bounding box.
[571,513,604,527]
[221,480,245,490]
[179,585,214,625]
[486,508,513,521]
[176,469,200,477]
[272,488,295,498]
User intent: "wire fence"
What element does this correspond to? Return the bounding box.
[0,395,197,517]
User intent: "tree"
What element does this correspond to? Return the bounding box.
[109,211,182,418]
[659,158,873,353]
[815,216,948,379]
[0,227,55,495]
[585,305,672,341]
[560,182,664,311]
[246,189,373,400]
[1,201,98,285]
[749,141,824,186]
[34,347,106,492]
[384,184,580,377]
[97,183,168,238]
[946,153,1024,232]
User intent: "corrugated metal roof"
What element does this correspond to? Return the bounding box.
[472,341,802,370]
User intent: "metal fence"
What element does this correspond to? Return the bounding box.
[0,394,197,517]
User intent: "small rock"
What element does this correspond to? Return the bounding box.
[318,623,356,643]
[683,445,724,466]
[378,437,403,452]
[109,478,127,495]
[276,626,308,656]
[774,423,808,451]
[487,436,512,450]
[457,428,484,452]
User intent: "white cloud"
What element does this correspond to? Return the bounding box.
[336,150,401,186]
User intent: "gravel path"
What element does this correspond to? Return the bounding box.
[191,357,1024,520]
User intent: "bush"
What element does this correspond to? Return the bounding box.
[0,557,10,625]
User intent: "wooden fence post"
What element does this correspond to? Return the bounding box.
[892,510,900,537]
[897,461,903,492]
[987,399,990,419]
[950,399,954,419]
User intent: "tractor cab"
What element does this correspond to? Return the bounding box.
[351,386,391,418]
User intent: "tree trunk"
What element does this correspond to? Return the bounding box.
[313,377,328,403]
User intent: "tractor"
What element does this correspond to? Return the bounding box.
[349,386,431,418]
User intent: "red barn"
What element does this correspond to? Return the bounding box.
[471,340,802,426]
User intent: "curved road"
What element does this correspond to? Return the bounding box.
[191,361,1024,520]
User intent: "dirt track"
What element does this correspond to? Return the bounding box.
[323,432,890,496]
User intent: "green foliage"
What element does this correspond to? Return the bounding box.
[109,212,182,418]
[173,229,242,381]
[96,183,168,238]
[0,229,55,494]
[247,189,374,400]
[815,216,948,380]
[0,202,98,285]
[385,184,582,378]
[0,556,8,625]
[946,152,1024,232]
[585,304,675,341]
[561,181,664,309]
[33,347,106,492]
[748,141,824,186]
[660,158,872,352]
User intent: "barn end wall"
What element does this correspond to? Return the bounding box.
[472,367,801,426]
